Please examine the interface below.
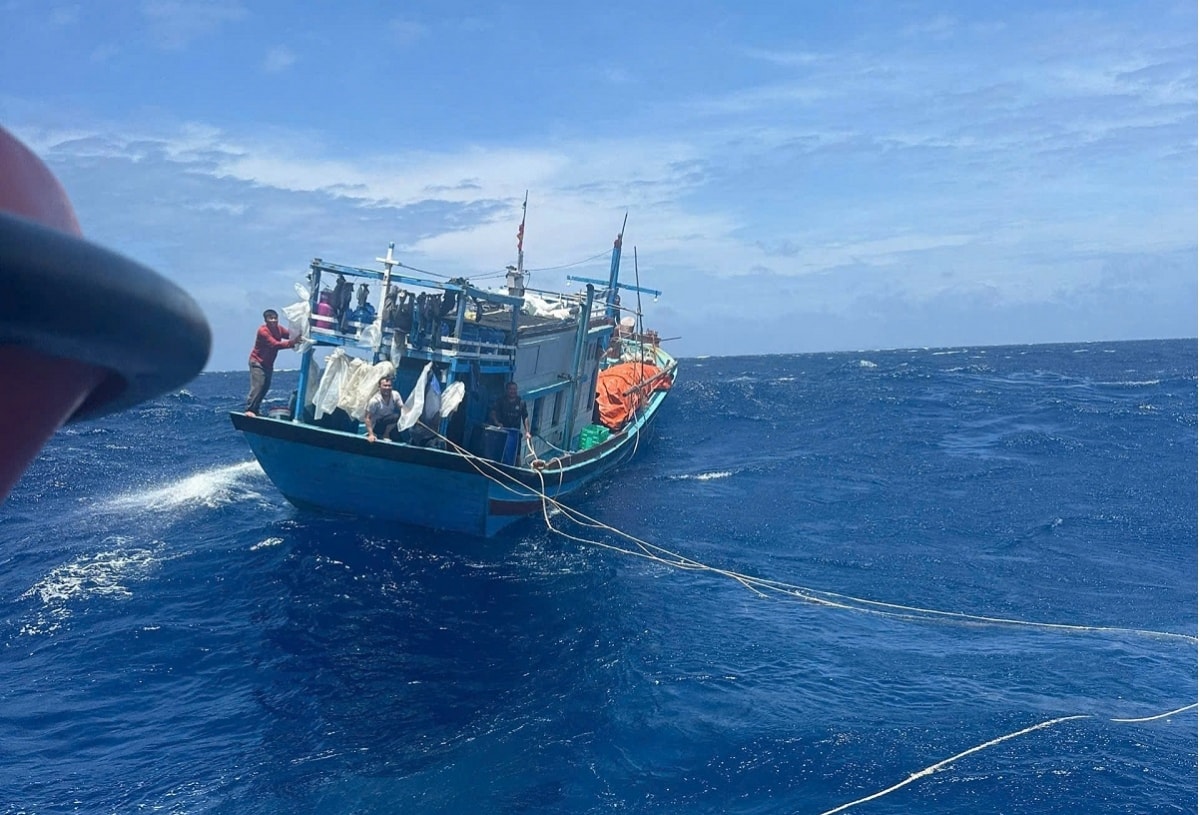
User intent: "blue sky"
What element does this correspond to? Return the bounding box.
[3,0,1195,370]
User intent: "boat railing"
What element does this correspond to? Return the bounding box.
[307,319,518,365]
[437,335,516,362]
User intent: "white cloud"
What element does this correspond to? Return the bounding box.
[140,0,247,50]
[600,66,634,84]
[389,18,427,47]
[263,46,296,74]
[688,80,833,116]
[50,4,80,25]
[90,44,120,63]
[4,2,1192,368]
[899,14,960,40]
[742,48,823,68]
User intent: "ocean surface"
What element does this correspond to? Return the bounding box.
[1,339,1195,814]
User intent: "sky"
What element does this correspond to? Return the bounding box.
[2,0,1196,370]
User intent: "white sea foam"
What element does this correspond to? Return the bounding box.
[857,359,877,368]
[20,540,163,635]
[250,536,285,551]
[670,470,733,481]
[99,461,266,513]
[1096,379,1161,387]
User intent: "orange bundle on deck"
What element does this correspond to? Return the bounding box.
[595,362,672,430]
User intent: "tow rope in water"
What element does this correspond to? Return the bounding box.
[432,423,1195,644]
[426,426,1197,812]
[815,703,1197,815]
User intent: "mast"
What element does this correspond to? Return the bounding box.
[293,258,323,423]
[605,213,628,322]
[505,191,528,299]
[374,242,398,363]
[564,283,596,451]
[517,190,527,275]
[633,245,645,363]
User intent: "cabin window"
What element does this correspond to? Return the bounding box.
[582,368,598,415]
[532,397,544,434]
[552,390,565,426]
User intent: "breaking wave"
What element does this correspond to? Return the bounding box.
[669,470,734,481]
[98,461,267,514]
[20,539,164,635]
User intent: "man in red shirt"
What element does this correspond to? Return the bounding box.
[244,309,296,416]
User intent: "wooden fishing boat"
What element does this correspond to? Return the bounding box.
[230,212,675,536]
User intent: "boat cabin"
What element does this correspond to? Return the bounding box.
[293,251,619,462]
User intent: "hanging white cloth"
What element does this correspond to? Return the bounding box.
[337,358,395,421]
[439,381,465,418]
[397,363,433,432]
[312,348,348,420]
[283,282,314,356]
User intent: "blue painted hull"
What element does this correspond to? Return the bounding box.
[231,386,668,536]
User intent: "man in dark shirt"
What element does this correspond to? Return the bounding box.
[489,382,528,430]
[244,309,295,415]
[489,381,529,465]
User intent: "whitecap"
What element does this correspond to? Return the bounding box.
[250,536,285,551]
[99,461,266,513]
[20,540,163,635]
[670,470,733,481]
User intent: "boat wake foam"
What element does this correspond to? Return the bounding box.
[98,461,267,514]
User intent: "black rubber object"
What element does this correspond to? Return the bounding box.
[0,210,211,421]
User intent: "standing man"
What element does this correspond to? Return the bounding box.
[489,381,529,432]
[245,309,295,416]
[489,381,529,465]
[348,283,377,327]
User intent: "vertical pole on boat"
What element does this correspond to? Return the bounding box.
[564,283,595,452]
[293,259,322,423]
[376,242,397,365]
[633,245,646,394]
[439,290,470,438]
[604,213,627,322]
[505,194,528,360]
[516,191,527,276]
[633,247,645,341]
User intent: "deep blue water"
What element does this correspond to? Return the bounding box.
[1,339,1195,814]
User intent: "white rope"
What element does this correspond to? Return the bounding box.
[1110,702,1199,723]
[425,423,1197,646]
[818,704,1198,815]
[421,425,1197,811]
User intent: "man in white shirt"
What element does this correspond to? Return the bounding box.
[365,377,403,442]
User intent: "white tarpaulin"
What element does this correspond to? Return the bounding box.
[283,282,315,356]
[439,381,465,417]
[397,363,433,432]
[338,359,395,421]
